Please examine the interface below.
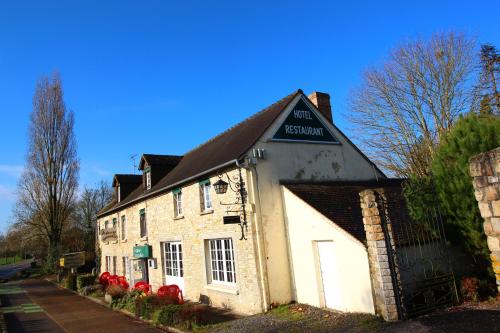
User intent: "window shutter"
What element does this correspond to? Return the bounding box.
[199,184,205,211]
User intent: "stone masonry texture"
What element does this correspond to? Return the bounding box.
[469,147,500,293]
[360,189,399,321]
[98,168,264,314]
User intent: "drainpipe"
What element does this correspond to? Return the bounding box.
[240,159,271,312]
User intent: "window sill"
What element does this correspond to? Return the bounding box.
[140,236,148,241]
[200,210,214,216]
[111,240,118,244]
[174,215,185,220]
[204,284,239,295]
[120,239,127,243]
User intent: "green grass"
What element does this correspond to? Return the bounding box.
[268,304,305,321]
[0,255,22,265]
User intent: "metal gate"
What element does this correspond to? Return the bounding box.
[375,188,458,319]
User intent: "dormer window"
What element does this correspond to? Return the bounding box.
[117,185,121,202]
[145,167,151,190]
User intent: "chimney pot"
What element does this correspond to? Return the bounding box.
[308,92,332,123]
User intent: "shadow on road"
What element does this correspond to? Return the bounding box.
[385,308,500,333]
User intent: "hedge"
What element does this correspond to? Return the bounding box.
[65,274,77,291]
[152,304,204,329]
[77,274,96,291]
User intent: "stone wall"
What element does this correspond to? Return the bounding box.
[469,147,500,293]
[359,189,399,321]
[98,168,265,314]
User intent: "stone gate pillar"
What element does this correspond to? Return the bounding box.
[469,147,500,293]
[360,189,400,321]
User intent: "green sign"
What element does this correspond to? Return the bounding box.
[273,99,338,143]
[133,245,151,259]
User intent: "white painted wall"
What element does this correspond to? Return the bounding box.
[282,187,375,314]
[250,94,383,305]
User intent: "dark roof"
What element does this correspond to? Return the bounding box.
[98,89,301,217]
[112,174,142,187]
[283,179,404,242]
[150,90,300,191]
[98,198,117,217]
[139,154,183,170]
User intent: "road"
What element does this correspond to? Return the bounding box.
[0,260,32,280]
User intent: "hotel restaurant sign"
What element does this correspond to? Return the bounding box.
[273,99,338,144]
[100,227,118,242]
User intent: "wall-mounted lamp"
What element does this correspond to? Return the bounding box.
[214,167,248,240]
[213,179,229,194]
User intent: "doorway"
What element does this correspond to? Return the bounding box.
[132,258,149,285]
[163,241,184,292]
[317,241,342,310]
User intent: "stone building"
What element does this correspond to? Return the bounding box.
[97,89,396,315]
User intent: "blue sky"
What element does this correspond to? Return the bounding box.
[0,1,499,232]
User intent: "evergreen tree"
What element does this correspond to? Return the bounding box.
[431,113,500,276]
[478,44,500,115]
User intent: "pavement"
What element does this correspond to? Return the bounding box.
[1,277,161,333]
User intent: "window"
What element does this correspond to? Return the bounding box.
[117,186,121,202]
[163,242,183,278]
[112,218,117,229]
[145,167,151,190]
[112,256,117,275]
[173,190,183,217]
[121,215,126,240]
[200,181,212,212]
[122,256,129,276]
[139,209,147,238]
[207,238,236,284]
[105,220,109,229]
[105,256,111,272]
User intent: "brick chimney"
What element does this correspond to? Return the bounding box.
[308,92,333,123]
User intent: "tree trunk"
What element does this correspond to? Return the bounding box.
[46,237,60,273]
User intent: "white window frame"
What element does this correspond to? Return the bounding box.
[117,186,121,202]
[105,255,111,272]
[207,238,236,285]
[122,256,130,277]
[174,191,183,217]
[145,170,151,190]
[201,183,212,211]
[163,242,183,278]
[121,215,126,240]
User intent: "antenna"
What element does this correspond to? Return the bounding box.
[130,154,138,173]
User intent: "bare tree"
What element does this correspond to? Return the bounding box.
[349,32,476,177]
[15,73,79,272]
[73,181,113,255]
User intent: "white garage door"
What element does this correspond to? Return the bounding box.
[317,241,342,310]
